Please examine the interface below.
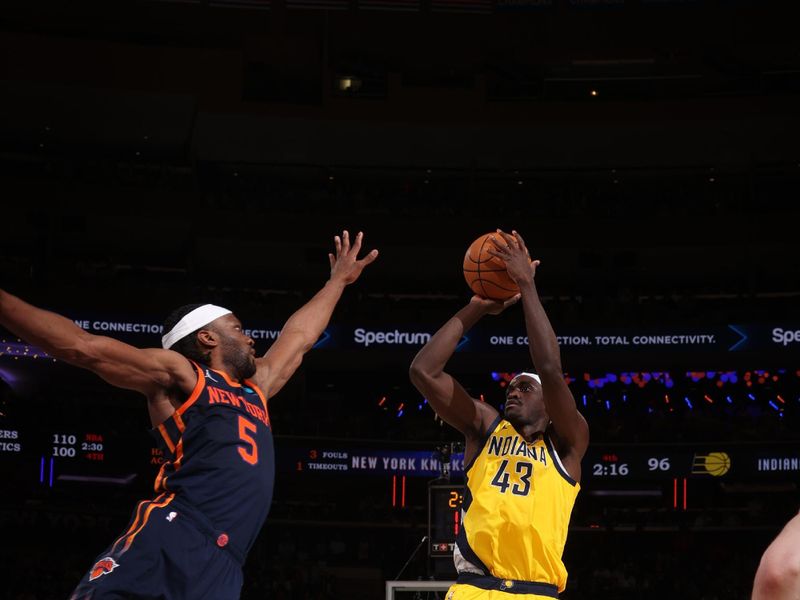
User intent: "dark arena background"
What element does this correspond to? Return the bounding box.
[1,1,800,599]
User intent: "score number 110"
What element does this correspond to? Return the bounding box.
[52,434,104,458]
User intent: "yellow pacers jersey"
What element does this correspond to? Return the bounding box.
[455,417,580,593]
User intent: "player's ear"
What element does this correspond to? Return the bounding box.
[196,328,219,348]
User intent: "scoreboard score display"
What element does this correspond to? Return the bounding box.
[0,425,159,488]
[2,418,799,497]
[581,444,800,480]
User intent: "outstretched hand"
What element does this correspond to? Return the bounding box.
[328,230,379,285]
[469,293,521,315]
[487,229,540,285]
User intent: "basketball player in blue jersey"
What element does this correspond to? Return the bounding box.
[0,230,377,600]
[410,229,589,600]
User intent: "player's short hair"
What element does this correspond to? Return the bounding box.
[162,303,212,365]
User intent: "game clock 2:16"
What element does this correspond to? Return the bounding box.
[591,454,671,478]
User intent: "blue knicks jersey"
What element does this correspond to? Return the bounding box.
[152,361,274,560]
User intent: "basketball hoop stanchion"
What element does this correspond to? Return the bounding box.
[387,534,453,599]
[393,535,430,582]
[385,580,455,600]
[385,444,462,599]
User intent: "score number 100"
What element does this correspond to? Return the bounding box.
[52,434,104,458]
[53,434,77,457]
[592,457,671,477]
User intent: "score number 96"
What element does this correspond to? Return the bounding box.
[647,457,670,471]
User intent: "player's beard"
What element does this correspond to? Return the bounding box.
[223,340,257,380]
[236,350,257,380]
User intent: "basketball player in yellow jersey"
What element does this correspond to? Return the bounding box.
[410,229,589,600]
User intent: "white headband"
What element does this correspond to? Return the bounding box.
[162,304,232,349]
[511,372,541,384]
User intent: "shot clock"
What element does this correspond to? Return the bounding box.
[428,483,465,558]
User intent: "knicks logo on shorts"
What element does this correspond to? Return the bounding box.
[89,556,119,581]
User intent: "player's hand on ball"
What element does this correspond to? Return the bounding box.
[470,293,521,315]
[329,231,379,285]
[488,229,539,285]
[463,232,520,301]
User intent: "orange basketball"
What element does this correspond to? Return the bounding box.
[462,233,520,301]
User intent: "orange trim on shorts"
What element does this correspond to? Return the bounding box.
[173,410,185,433]
[175,362,206,416]
[154,463,168,493]
[172,438,185,470]
[120,493,175,553]
[155,435,185,492]
[157,424,176,454]
[110,494,165,554]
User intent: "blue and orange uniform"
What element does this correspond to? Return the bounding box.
[447,417,580,600]
[70,361,273,600]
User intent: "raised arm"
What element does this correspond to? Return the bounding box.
[490,230,589,462]
[410,297,517,458]
[0,289,195,398]
[253,230,378,398]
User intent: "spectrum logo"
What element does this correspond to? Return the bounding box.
[772,328,800,346]
[353,328,431,347]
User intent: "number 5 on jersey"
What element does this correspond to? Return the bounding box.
[238,416,259,465]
